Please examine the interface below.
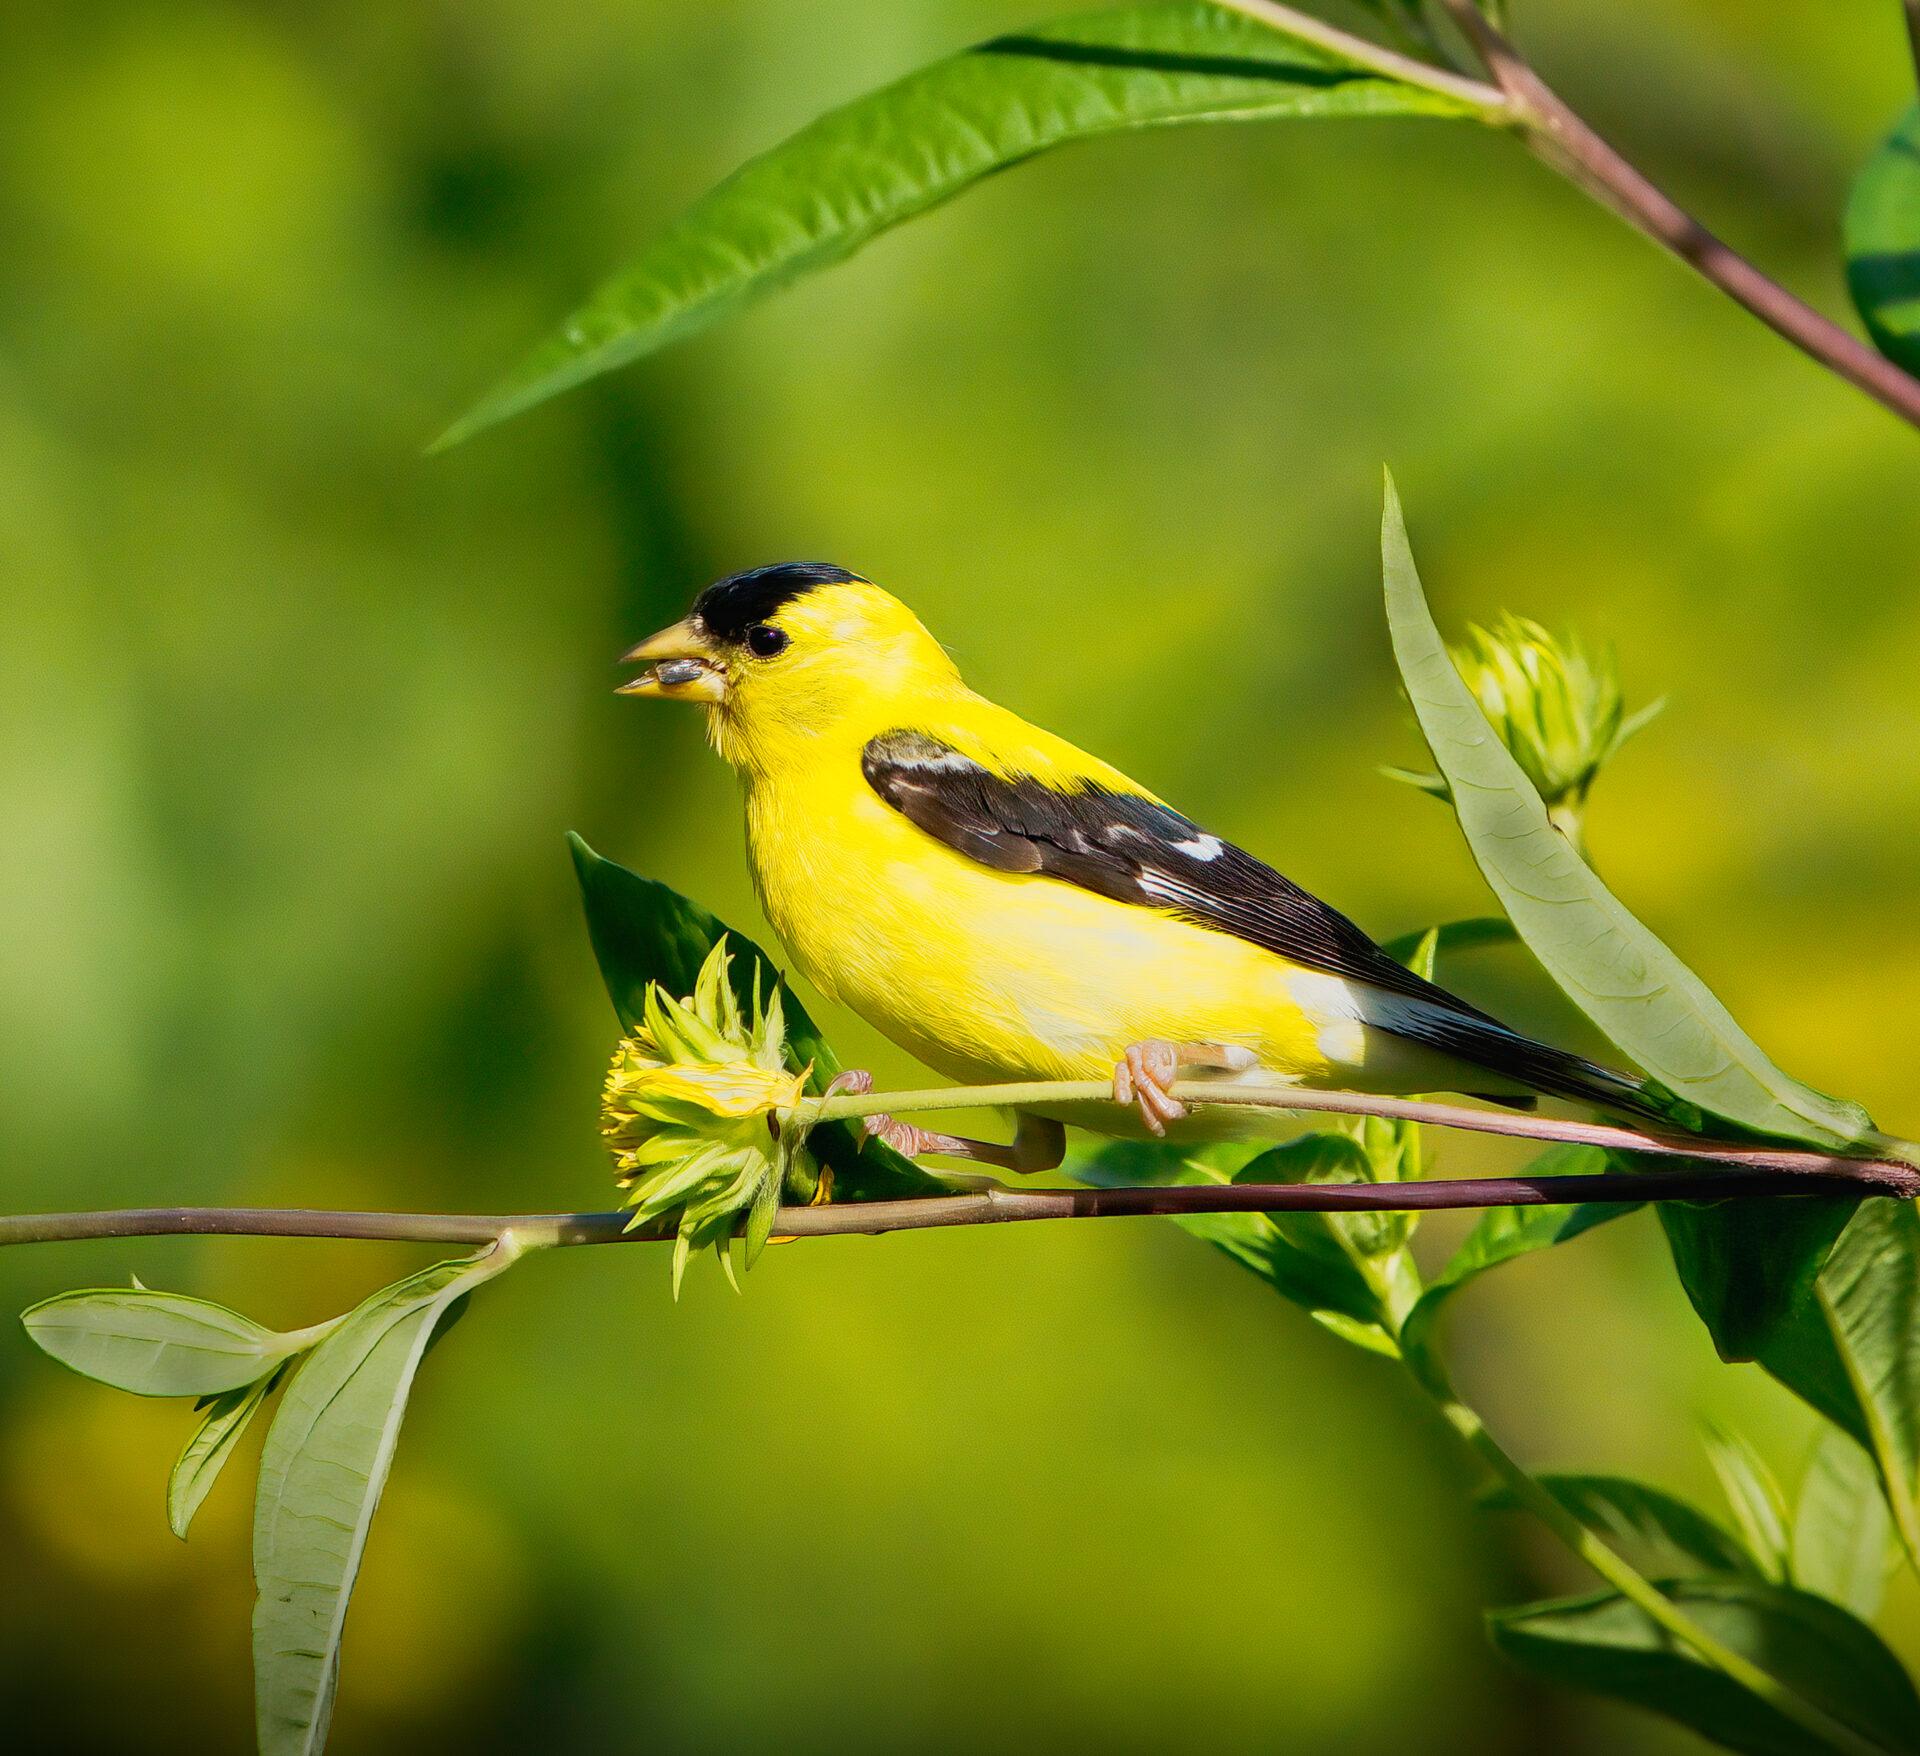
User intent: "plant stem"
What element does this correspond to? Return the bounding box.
[0,1164,1907,1250]
[1434,1393,1887,1756]
[810,1077,1920,1187]
[1429,0,1920,432]
[1908,1,1920,93]
[1210,0,1510,114]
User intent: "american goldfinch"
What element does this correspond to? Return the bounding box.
[619,562,1654,1173]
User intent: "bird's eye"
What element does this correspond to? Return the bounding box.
[745,623,789,659]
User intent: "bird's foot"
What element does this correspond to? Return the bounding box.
[823,1071,1064,1177]
[1112,1040,1257,1137]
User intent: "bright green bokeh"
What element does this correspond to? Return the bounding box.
[1,2,1915,1751]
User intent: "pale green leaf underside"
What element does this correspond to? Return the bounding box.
[170,1373,278,1540]
[1380,474,1874,1151]
[22,1289,308,1398]
[1846,105,1920,377]
[252,1250,507,1756]
[1793,1429,1892,1623]
[437,3,1483,446]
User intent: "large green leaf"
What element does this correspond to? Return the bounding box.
[1379,473,1876,1152]
[169,1371,280,1540]
[1757,1199,1920,1561]
[22,1289,322,1398]
[1792,1429,1892,1622]
[437,4,1490,446]
[1489,1578,1920,1756]
[568,833,942,1201]
[1846,105,1920,377]
[1397,1144,1635,1392]
[252,1248,514,1756]
[1659,1194,1858,1363]
[1481,1474,1759,1580]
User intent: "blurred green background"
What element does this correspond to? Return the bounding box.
[3,1,1917,1750]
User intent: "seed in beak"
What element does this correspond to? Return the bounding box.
[654,658,712,687]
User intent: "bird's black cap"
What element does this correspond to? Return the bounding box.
[691,562,861,643]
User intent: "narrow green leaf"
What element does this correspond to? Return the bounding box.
[169,1370,280,1540]
[252,1248,513,1756]
[22,1289,314,1398]
[437,5,1488,446]
[1379,472,1876,1152]
[1846,105,1920,377]
[1793,1429,1892,1622]
[568,833,941,1200]
[1701,1421,1792,1583]
[1399,1144,1632,1392]
[1481,1473,1760,1578]
[1378,915,1517,965]
[1489,1578,1920,1756]
[1758,1199,1920,1560]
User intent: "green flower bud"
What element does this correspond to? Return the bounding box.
[599,939,814,1295]
[1386,614,1662,854]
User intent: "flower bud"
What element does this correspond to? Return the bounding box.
[599,939,813,1294]
[1387,614,1661,853]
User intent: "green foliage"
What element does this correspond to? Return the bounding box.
[1846,105,1920,377]
[169,1371,282,1540]
[1488,1579,1920,1756]
[436,3,1488,446]
[253,1246,517,1756]
[1481,1474,1760,1578]
[21,1288,325,1398]
[1398,1144,1635,1393]
[1379,472,1877,1154]
[1792,1430,1893,1623]
[570,833,942,1202]
[1757,1199,1920,1564]
[1701,1420,1793,1584]
[1378,915,1516,964]
[1660,1195,1858,1362]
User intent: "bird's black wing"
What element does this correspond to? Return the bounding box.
[860,729,1659,1118]
[860,730,1471,1011]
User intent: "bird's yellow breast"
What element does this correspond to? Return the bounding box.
[741,735,1332,1094]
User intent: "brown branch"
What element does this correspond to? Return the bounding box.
[1,1158,1913,1252]
[1436,0,1920,431]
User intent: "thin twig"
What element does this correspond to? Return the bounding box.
[0,1162,1911,1251]
[810,1077,1916,1183]
[1432,0,1920,430]
[1209,0,1509,114]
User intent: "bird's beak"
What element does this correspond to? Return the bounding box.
[617,619,727,703]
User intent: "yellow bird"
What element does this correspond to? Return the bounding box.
[619,562,1655,1174]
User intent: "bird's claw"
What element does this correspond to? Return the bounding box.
[1112,1040,1255,1136]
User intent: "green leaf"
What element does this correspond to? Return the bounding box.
[22,1289,318,1398]
[1701,1421,1792,1584]
[252,1247,515,1756]
[1481,1473,1760,1578]
[1757,1199,1920,1561]
[1076,1137,1397,1353]
[1793,1429,1892,1622]
[1846,105,1920,377]
[568,833,942,1200]
[1378,915,1517,964]
[169,1370,280,1540]
[437,5,1489,446]
[1399,1144,1633,1392]
[1660,1193,1857,1363]
[1489,1578,1920,1756]
[1379,472,1876,1152]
